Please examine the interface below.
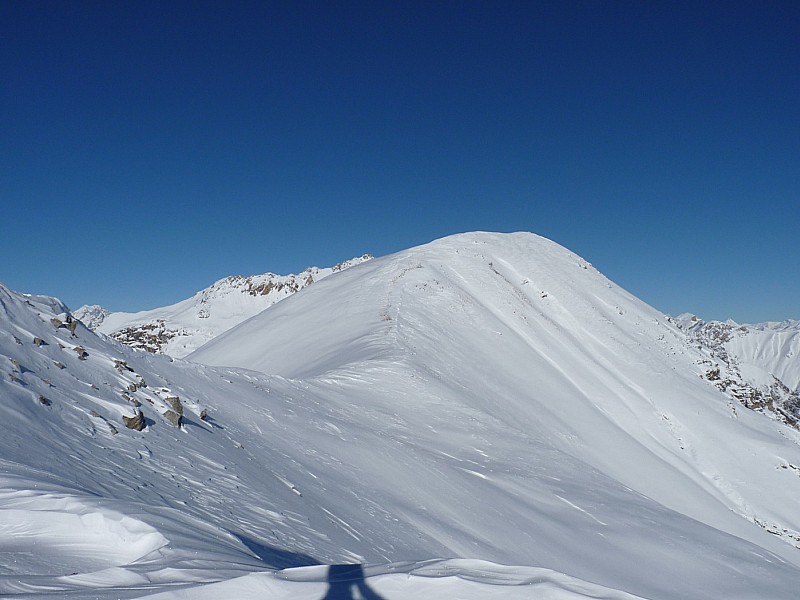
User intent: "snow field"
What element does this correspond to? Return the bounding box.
[2,232,800,598]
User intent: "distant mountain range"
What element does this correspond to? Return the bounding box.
[3,232,799,599]
[675,313,800,391]
[673,313,800,426]
[74,255,372,357]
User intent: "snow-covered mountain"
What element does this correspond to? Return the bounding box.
[74,255,372,357]
[675,313,800,426]
[71,303,110,329]
[3,232,800,599]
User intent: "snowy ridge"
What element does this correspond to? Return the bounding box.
[75,255,372,357]
[2,232,800,599]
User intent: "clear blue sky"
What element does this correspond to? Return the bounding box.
[2,1,798,322]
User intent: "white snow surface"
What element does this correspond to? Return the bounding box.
[2,231,800,599]
[78,255,372,358]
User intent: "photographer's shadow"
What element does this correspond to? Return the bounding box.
[321,564,385,600]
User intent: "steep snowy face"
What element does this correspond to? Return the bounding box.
[77,255,372,357]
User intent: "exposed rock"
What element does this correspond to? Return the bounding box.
[165,396,183,415]
[38,395,52,406]
[110,320,183,354]
[74,346,88,360]
[50,317,63,329]
[114,359,134,372]
[33,337,46,347]
[122,410,145,431]
[126,376,146,392]
[53,361,65,369]
[163,409,182,427]
[199,408,208,421]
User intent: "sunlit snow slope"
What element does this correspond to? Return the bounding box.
[2,232,800,599]
[77,255,371,357]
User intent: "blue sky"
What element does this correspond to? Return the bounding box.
[2,1,798,322]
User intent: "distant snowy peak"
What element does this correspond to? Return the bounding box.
[81,254,372,357]
[675,313,800,425]
[72,304,111,329]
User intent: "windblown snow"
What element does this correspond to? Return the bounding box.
[2,232,800,599]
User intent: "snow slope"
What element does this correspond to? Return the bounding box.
[75,255,372,358]
[3,232,800,599]
[192,232,800,595]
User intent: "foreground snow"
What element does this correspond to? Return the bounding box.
[2,232,800,599]
[143,561,650,600]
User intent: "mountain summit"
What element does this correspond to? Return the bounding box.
[2,232,800,599]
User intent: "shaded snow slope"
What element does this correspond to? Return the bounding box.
[75,255,372,358]
[2,232,800,599]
